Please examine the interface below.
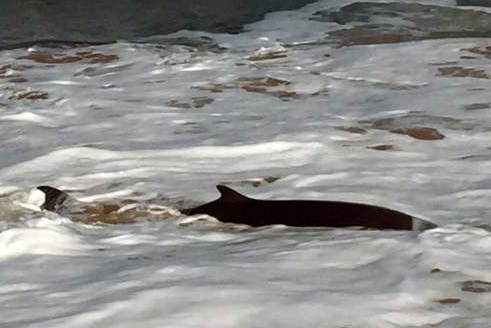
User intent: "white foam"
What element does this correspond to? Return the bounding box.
[1,111,49,123]
[0,219,88,259]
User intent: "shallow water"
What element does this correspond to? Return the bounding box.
[1,1,491,327]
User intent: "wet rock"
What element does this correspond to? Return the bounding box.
[248,50,288,61]
[464,102,490,110]
[436,298,461,304]
[0,64,32,85]
[197,76,299,100]
[336,126,367,134]
[0,64,27,82]
[430,61,460,66]
[391,127,445,140]
[0,0,317,49]
[454,152,491,161]
[8,77,28,83]
[457,0,491,6]
[75,63,133,77]
[264,176,280,184]
[166,97,215,109]
[165,37,226,53]
[367,144,393,151]
[173,122,206,134]
[198,83,226,93]
[461,280,491,293]
[311,2,491,46]
[0,64,11,75]
[165,100,192,109]
[19,50,119,64]
[9,90,49,100]
[327,28,414,46]
[462,45,491,58]
[192,97,215,108]
[81,203,178,224]
[365,113,477,132]
[437,66,489,79]
[237,76,290,87]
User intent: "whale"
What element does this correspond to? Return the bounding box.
[34,185,436,231]
[184,185,436,231]
[36,185,69,212]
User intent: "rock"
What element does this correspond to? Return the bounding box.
[437,66,489,79]
[391,127,445,140]
[9,90,49,100]
[457,0,491,6]
[19,50,119,64]
[311,2,491,46]
[0,64,28,82]
[8,77,28,83]
[151,36,227,53]
[364,113,477,132]
[248,50,288,61]
[165,97,214,109]
[461,280,491,293]
[165,100,192,109]
[0,0,317,49]
[198,76,298,100]
[436,298,461,304]
[462,45,491,58]
[367,144,393,151]
[464,103,490,110]
[192,97,215,108]
[337,126,367,134]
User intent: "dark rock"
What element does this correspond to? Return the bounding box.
[367,144,393,151]
[197,76,298,100]
[311,2,491,46]
[391,127,445,140]
[437,66,489,79]
[336,126,367,134]
[464,103,490,110]
[0,0,317,50]
[9,90,49,100]
[457,0,491,6]
[436,298,461,304]
[461,280,491,293]
[154,36,227,53]
[166,97,215,109]
[19,50,119,64]
[364,113,478,132]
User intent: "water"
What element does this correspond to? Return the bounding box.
[1,1,491,327]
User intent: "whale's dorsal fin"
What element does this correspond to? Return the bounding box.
[216,185,249,202]
[36,186,68,211]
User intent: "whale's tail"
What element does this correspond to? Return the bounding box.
[36,186,69,211]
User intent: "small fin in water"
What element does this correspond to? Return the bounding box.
[36,186,68,211]
[216,185,249,202]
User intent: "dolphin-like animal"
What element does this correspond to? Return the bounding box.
[33,185,436,231]
[184,185,437,231]
[36,186,69,212]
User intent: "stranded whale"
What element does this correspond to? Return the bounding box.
[34,185,436,231]
[184,185,436,231]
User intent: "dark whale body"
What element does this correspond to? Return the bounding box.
[34,185,436,231]
[37,185,68,211]
[185,185,437,231]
